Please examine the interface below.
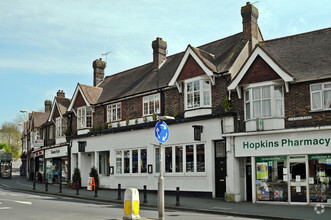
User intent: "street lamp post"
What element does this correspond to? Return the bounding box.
[20,110,29,179]
[156,115,174,220]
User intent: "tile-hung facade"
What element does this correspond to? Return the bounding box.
[227,28,331,203]
[67,2,262,198]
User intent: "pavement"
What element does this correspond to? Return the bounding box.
[1,174,331,220]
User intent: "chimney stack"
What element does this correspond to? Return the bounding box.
[93,58,106,86]
[241,2,259,52]
[56,90,65,98]
[45,100,52,113]
[152,37,167,69]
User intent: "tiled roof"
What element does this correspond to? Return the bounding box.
[32,112,50,128]
[260,28,331,82]
[79,83,103,104]
[97,32,244,104]
[55,96,71,115]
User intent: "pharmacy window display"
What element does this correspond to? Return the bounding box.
[256,156,288,202]
[309,155,331,203]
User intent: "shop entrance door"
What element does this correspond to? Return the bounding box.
[288,156,308,204]
[215,140,226,198]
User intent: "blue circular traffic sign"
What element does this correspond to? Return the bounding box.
[155,121,169,143]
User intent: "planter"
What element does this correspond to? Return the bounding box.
[72,182,81,189]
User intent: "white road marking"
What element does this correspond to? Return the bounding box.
[0,199,32,205]
[0,207,12,210]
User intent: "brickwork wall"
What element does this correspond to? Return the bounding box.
[73,92,86,108]
[212,77,230,114]
[239,56,281,85]
[163,88,184,118]
[93,106,105,128]
[178,55,205,81]
[122,97,142,121]
[285,80,331,128]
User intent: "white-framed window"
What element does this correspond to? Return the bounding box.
[115,148,147,174]
[155,143,205,173]
[107,103,121,122]
[185,79,211,110]
[98,151,109,175]
[49,125,54,140]
[244,84,284,120]
[55,117,66,137]
[310,82,331,111]
[77,106,92,129]
[143,93,160,116]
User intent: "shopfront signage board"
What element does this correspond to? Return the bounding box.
[234,129,331,157]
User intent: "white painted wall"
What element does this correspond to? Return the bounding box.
[71,118,227,195]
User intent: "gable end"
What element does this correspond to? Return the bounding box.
[178,55,206,81]
[239,55,281,85]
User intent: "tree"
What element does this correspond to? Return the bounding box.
[0,121,21,158]
[0,143,11,153]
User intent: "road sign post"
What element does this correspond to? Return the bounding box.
[154,120,170,220]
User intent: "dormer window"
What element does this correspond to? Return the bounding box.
[77,106,92,129]
[244,84,284,120]
[143,93,160,116]
[55,117,66,137]
[185,79,211,110]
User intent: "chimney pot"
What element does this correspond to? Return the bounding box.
[56,90,65,98]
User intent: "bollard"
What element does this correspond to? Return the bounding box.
[33,180,36,190]
[94,185,98,198]
[45,180,48,191]
[76,183,79,195]
[143,185,147,203]
[118,184,121,200]
[176,187,180,206]
[123,188,140,220]
[59,182,62,193]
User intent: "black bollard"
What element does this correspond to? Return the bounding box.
[76,183,79,195]
[94,185,98,198]
[176,187,180,206]
[117,184,121,200]
[33,180,36,190]
[143,185,147,203]
[45,180,48,191]
[59,182,62,193]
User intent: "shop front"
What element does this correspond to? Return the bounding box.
[34,150,44,182]
[45,146,68,184]
[234,128,331,204]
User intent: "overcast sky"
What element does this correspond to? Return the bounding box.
[0,0,330,126]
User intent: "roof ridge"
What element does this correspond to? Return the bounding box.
[262,27,331,43]
[103,32,242,80]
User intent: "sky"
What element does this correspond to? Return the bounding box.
[0,0,330,126]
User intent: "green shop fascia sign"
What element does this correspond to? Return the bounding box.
[256,156,287,162]
[309,155,331,160]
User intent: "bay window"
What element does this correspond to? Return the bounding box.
[107,103,121,122]
[311,82,331,111]
[77,106,92,129]
[55,117,66,137]
[143,93,160,116]
[245,84,284,120]
[185,79,211,110]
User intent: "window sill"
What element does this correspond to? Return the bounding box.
[309,109,331,113]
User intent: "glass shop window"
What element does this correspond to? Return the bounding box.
[256,156,288,202]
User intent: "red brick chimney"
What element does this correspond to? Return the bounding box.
[241,2,259,52]
[56,90,65,98]
[152,37,167,69]
[93,58,106,86]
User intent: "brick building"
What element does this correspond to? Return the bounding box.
[66,2,262,198]
[227,27,331,203]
